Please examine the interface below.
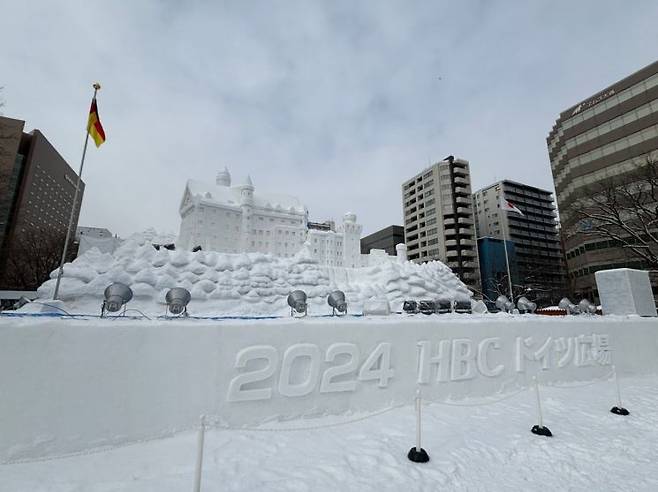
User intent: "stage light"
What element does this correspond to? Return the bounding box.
[287,290,307,317]
[454,300,472,314]
[517,296,536,314]
[418,299,436,315]
[495,295,509,312]
[578,299,596,315]
[165,287,191,316]
[327,290,347,316]
[101,282,133,317]
[403,300,419,314]
[436,299,453,314]
[558,297,572,311]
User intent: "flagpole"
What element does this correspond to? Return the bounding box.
[53,83,100,301]
[501,220,514,303]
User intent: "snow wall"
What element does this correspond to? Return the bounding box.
[1,315,658,462]
[35,233,472,316]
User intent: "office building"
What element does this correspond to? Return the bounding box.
[547,60,658,299]
[360,225,404,256]
[0,116,84,290]
[477,237,519,305]
[473,180,565,305]
[402,156,480,290]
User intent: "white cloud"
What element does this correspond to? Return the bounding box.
[1,0,657,237]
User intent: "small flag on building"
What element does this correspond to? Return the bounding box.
[500,197,524,215]
[88,97,106,147]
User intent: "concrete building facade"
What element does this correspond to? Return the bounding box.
[402,156,480,290]
[473,180,566,305]
[0,116,84,290]
[360,225,404,256]
[547,60,658,299]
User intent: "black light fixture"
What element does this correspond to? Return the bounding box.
[101,282,133,317]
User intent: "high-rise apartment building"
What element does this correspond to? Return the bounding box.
[0,116,84,290]
[473,180,565,305]
[547,60,658,299]
[402,156,480,290]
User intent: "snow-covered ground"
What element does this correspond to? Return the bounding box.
[2,372,658,491]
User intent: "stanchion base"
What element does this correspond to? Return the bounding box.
[610,406,630,416]
[407,447,430,463]
[531,425,553,437]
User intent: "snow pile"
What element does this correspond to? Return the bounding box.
[35,232,471,315]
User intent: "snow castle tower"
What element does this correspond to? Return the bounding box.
[239,175,255,251]
[216,166,231,187]
[341,212,363,268]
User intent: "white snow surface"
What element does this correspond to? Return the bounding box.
[2,373,658,491]
[34,232,472,316]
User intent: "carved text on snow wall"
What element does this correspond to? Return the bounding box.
[226,334,611,402]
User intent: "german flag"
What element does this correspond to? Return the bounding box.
[88,98,106,147]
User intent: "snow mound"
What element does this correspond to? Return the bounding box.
[35,232,472,316]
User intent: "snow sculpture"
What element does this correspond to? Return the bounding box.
[595,268,657,316]
[35,231,473,316]
[178,170,364,267]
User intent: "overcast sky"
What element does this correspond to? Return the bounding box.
[2,1,658,238]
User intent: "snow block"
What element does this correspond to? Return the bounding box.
[595,268,657,317]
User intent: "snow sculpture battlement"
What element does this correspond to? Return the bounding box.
[36,231,472,315]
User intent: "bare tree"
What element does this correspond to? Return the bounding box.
[2,227,74,291]
[567,155,658,268]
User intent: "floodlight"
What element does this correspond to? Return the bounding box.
[495,295,509,311]
[454,300,472,314]
[504,300,515,313]
[436,299,453,314]
[568,303,581,315]
[558,297,572,311]
[287,290,308,317]
[418,299,436,315]
[165,287,191,317]
[101,282,133,317]
[517,296,536,314]
[402,300,419,314]
[327,290,347,316]
[578,299,596,315]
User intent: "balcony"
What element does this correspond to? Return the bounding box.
[446,250,459,258]
[454,176,469,185]
[445,239,458,247]
[444,218,455,226]
[460,238,475,247]
[458,216,473,225]
[455,196,471,205]
[460,249,476,257]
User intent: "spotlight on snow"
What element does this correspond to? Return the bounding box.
[165,287,191,317]
[436,299,453,314]
[403,300,419,314]
[517,297,536,314]
[495,295,509,312]
[101,282,133,317]
[578,299,596,315]
[287,290,307,317]
[327,290,347,316]
[418,300,436,315]
[558,297,572,311]
[454,300,472,314]
[504,300,515,313]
